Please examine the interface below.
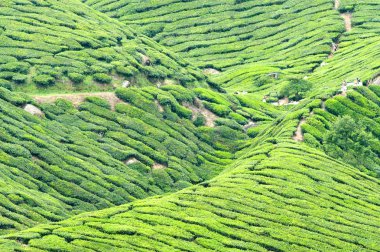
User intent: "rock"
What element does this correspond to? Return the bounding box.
[23,104,44,117]
[267,72,279,79]
[125,158,138,165]
[372,76,380,85]
[278,97,289,105]
[243,121,257,131]
[203,68,220,75]
[141,55,151,66]
[163,79,176,85]
[122,80,130,88]
[152,163,166,170]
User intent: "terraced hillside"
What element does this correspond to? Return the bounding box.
[308,0,380,93]
[0,0,380,251]
[84,0,344,93]
[301,86,380,176]
[0,83,282,234]
[1,115,380,251]
[85,0,380,98]
[0,0,207,93]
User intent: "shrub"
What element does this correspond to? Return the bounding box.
[324,115,379,174]
[12,74,27,84]
[33,75,55,87]
[247,124,268,138]
[85,97,111,109]
[203,102,231,116]
[215,118,243,131]
[68,72,85,84]
[0,79,13,90]
[142,23,164,37]
[194,114,206,127]
[254,75,273,87]
[115,65,135,77]
[229,112,248,125]
[93,73,112,84]
[0,62,30,74]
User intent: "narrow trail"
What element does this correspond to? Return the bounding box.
[322,0,351,62]
[293,119,306,142]
[341,13,352,32]
[321,101,326,111]
[33,92,123,111]
[334,0,340,10]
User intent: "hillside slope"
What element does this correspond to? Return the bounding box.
[0,0,379,251]
[84,0,343,92]
[308,0,380,93]
[0,83,282,234]
[0,0,207,93]
[1,137,380,251]
[85,0,380,97]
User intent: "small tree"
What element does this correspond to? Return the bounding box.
[324,115,379,175]
[254,75,273,87]
[280,78,312,100]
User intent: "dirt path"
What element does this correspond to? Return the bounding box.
[334,0,340,10]
[368,76,380,86]
[321,101,326,111]
[293,119,306,142]
[341,13,352,32]
[33,92,122,110]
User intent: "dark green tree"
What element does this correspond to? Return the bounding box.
[280,78,312,100]
[324,115,380,176]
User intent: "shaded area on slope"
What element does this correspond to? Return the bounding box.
[0,86,281,234]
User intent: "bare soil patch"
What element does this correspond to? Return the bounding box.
[293,119,306,142]
[125,158,139,165]
[152,163,166,170]
[341,13,352,32]
[183,98,218,127]
[203,68,221,75]
[33,92,123,111]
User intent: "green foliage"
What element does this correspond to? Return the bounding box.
[193,114,206,127]
[93,73,112,84]
[68,73,85,84]
[254,75,274,87]
[324,115,379,175]
[1,1,380,250]
[280,78,312,100]
[33,75,55,87]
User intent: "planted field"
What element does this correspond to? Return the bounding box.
[0,84,282,234]
[0,0,380,251]
[85,0,343,93]
[308,0,380,94]
[0,0,206,93]
[1,139,380,251]
[300,86,380,176]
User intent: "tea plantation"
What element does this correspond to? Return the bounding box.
[0,0,379,251]
[0,0,207,93]
[1,108,380,251]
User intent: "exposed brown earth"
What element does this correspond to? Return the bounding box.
[293,119,306,141]
[33,92,123,111]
